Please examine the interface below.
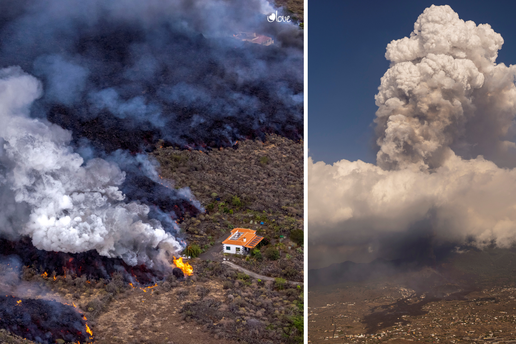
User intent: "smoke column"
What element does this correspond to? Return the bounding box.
[0,66,181,267]
[0,0,302,268]
[309,5,516,268]
[0,0,303,151]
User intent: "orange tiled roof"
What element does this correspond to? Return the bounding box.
[222,228,264,248]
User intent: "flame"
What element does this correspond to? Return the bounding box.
[16,300,21,305]
[41,272,48,278]
[85,324,93,336]
[173,256,193,276]
[145,283,158,289]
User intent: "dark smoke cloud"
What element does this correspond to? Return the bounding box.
[0,0,302,268]
[309,5,516,269]
[0,0,303,150]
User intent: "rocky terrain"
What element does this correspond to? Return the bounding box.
[309,248,516,343]
[0,134,304,344]
[274,0,303,24]
[153,134,304,282]
[309,284,516,343]
[1,257,303,344]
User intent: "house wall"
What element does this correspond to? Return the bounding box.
[223,244,246,255]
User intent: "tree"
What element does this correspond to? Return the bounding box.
[184,244,202,258]
[264,247,280,261]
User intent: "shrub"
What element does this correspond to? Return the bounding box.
[86,298,103,313]
[161,281,172,292]
[283,267,298,279]
[105,282,119,294]
[184,244,202,258]
[196,285,210,300]
[232,196,242,207]
[259,156,270,165]
[290,229,304,246]
[276,242,286,250]
[251,248,263,261]
[290,315,304,338]
[275,278,287,290]
[176,288,190,299]
[264,247,280,261]
[236,272,249,281]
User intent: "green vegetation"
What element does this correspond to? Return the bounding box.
[184,244,202,258]
[275,277,287,290]
[236,272,250,281]
[251,248,263,261]
[290,229,304,246]
[264,247,280,261]
[231,195,243,207]
[289,315,304,342]
[259,155,270,165]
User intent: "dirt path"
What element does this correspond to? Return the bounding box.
[222,261,302,285]
[198,234,302,285]
[198,236,225,262]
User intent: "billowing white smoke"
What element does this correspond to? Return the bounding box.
[309,5,516,268]
[0,66,182,267]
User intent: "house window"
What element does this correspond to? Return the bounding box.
[226,246,230,251]
[236,247,240,253]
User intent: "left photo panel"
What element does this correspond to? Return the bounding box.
[0,1,304,343]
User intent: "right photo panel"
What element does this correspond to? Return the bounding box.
[308,1,516,342]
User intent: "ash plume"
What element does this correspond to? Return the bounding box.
[309,5,516,269]
[0,67,184,267]
[0,0,301,268]
[0,0,303,151]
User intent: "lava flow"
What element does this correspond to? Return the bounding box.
[173,257,193,276]
[0,295,93,343]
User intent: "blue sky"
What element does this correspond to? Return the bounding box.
[309,0,516,164]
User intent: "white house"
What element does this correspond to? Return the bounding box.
[222,228,264,255]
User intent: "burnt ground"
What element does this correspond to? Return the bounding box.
[309,248,516,343]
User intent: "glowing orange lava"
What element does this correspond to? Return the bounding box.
[85,324,93,336]
[173,256,193,276]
